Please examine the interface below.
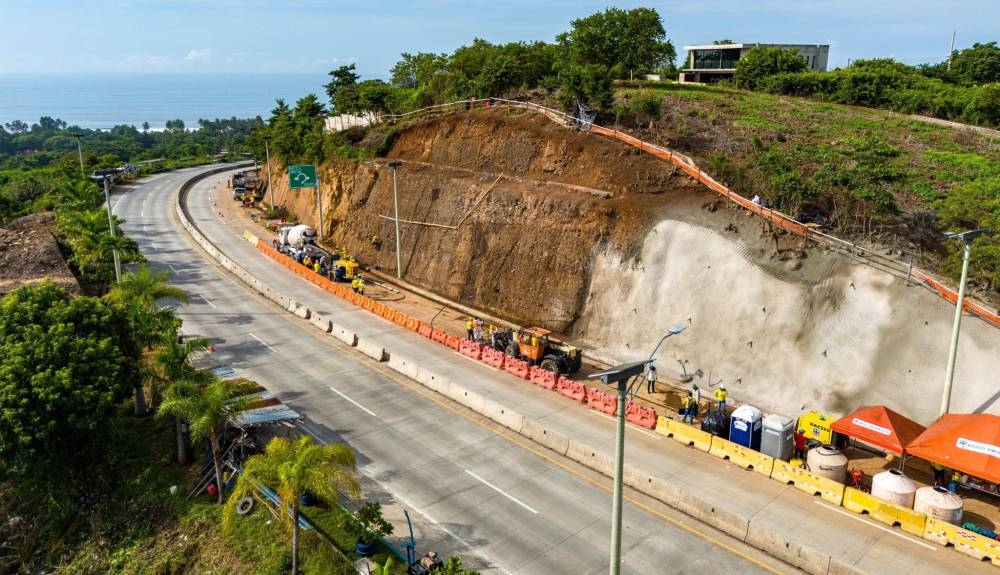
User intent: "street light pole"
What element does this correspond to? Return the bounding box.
[388,160,403,278]
[940,228,991,415]
[590,325,684,575]
[264,139,274,208]
[72,133,85,177]
[103,176,122,284]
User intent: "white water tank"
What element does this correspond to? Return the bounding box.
[807,445,848,484]
[871,469,917,508]
[914,486,964,525]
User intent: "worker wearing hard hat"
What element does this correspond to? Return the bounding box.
[351,276,360,293]
[714,384,728,412]
[466,318,474,340]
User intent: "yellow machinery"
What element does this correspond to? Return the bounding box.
[334,259,359,280]
[797,410,840,446]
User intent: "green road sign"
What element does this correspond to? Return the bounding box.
[289,164,318,189]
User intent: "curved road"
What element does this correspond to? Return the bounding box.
[113,167,788,574]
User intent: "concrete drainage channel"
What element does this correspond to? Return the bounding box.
[176,168,864,575]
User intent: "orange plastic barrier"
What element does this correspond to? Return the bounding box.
[504,358,530,379]
[405,316,420,332]
[444,334,461,351]
[557,377,586,403]
[371,302,385,315]
[530,366,558,390]
[459,339,483,360]
[418,322,433,338]
[381,306,395,321]
[393,312,409,327]
[481,347,506,369]
[626,403,657,429]
[431,328,447,344]
[587,388,617,416]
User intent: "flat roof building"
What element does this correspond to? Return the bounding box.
[679,43,829,84]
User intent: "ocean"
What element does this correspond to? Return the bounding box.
[0,73,329,130]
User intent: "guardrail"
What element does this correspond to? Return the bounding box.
[361,98,1000,330]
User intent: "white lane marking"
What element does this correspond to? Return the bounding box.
[812,501,937,550]
[464,469,539,515]
[589,409,661,439]
[200,295,218,309]
[329,386,376,417]
[168,264,180,274]
[249,332,278,353]
[149,242,158,250]
[297,420,483,555]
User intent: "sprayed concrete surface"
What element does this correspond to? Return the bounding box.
[574,218,998,424]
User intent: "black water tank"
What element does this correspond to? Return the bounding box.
[701,410,730,439]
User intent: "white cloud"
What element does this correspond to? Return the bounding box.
[183,48,212,62]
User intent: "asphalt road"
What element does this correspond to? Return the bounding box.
[114,166,790,574]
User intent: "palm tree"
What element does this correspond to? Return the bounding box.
[151,333,212,464]
[107,265,188,415]
[225,436,361,575]
[159,377,253,504]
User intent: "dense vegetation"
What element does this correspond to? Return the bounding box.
[733,43,1000,128]
[0,116,263,224]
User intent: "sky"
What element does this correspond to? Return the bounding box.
[1,0,997,77]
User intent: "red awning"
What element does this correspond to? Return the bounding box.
[830,405,926,456]
[906,414,1000,484]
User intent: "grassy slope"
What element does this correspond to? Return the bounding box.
[609,82,1000,294]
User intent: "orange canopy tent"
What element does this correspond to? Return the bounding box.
[830,405,926,456]
[906,414,1000,484]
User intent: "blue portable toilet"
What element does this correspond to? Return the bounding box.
[730,405,763,451]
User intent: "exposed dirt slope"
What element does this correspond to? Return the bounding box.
[272,109,708,330]
[0,212,79,296]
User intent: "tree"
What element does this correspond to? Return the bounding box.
[152,333,212,465]
[390,52,448,89]
[325,64,360,111]
[965,82,1000,126]
[951,42,1000,85]
[713,39,736,45]
[733,46,808,90]
[0,282,138,499]
[159,378,252,504]
[225,435,361,575]
[4,120,28,134]
[558,7,676,78]
[142,121,151,133]
[57,207,143,288]
[106,265,187,415]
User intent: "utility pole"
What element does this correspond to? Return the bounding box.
[72,133,85,176]
[103,177,122,284]
[947,30,956,71]
[388,160,403,278]
[264,139,275,208]
[940,228,991,415]
[315,175,324,241]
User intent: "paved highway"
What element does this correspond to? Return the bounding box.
[114,167,789,574]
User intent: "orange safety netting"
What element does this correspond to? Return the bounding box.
[830,405,926,455]
[906,414,1000,483]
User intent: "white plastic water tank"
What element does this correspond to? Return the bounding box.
[871,469,917,508]
[914,486,964,525]
[807,445,848,484]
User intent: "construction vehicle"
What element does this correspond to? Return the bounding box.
[273,224,359,281]
[493,326,582,375]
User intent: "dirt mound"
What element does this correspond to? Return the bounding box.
[271,109,709,330]
[0,212,79,296]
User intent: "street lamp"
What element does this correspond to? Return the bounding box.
[589,324,685,575]
[387,160,403,278]
[91,174,122,284]
[71,133,85,176]
[940,228,992,415]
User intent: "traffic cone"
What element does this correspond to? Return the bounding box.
[209,345,216,353]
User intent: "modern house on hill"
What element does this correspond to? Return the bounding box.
[679,43,830,83]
